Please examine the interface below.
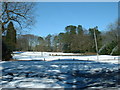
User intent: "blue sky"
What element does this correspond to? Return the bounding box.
[27,2,118,37]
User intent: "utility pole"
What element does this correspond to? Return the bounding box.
[94,27,99,61]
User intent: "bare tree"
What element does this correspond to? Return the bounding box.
[106,21,119,43]
[100,20,120,55]
[1,2,36,60]
[17,34,39,51]
[1,2,35,33]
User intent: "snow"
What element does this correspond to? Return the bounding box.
[1,51,120,89]
[12,51,120,64]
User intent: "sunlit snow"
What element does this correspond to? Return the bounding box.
[1,52,120,89]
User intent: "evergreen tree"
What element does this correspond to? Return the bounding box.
[76,25,86,53]
[88,27,102,53]
[6,22,17,51]
[64,25,77,52]
[45,34,52,51]
[77,25,83,35]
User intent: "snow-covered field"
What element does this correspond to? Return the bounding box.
[13,52,120,64]
[0,52,120,89]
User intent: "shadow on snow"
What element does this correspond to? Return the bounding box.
[1,59,120,89]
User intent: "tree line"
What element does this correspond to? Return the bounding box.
[16,24,120,55]
[1,2,120,61]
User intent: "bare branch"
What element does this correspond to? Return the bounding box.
[2,2,35,33]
